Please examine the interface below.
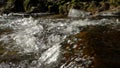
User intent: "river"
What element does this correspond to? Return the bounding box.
[0,13,120,68]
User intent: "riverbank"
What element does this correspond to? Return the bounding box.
[0,0,119,16]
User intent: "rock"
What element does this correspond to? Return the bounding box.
[61,23,120,68]
[92,7,120,19]
[58,2,71,15]
[60,28,94,68]
[68,8,91,18]
[83,25,120,68]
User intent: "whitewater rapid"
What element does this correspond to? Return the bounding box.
[0,15,119,68]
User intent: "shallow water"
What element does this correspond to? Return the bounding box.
[0,15,119,68]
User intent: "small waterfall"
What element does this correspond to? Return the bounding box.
[0,15,119,68]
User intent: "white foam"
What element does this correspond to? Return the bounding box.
[0,16,119,68]
[38,43,61,64]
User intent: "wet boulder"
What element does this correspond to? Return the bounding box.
[83,25,120,68]
[61,27,94,68]
[61,23,120,68]
[68,8,91,18]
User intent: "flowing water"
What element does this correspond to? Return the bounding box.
[0,14,119,68]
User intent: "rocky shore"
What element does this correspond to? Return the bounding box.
[0,0,119,17]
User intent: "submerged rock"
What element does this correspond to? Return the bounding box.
[61,27,94,68]
[61,23,120,68]
[83,25,120,68]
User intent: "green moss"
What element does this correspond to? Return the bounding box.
[1,0,119,14]
[5,0,14,9]
[23,0,36,13]
[23,0,30,12]
[58,2,71,15]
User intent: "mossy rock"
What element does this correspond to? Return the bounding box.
[23,0,36,13]
[59,2,71,15]
[3,0,15,13]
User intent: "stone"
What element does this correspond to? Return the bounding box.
[61,23,120,68]
[81,24,120,68]
[68,8,91,18]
